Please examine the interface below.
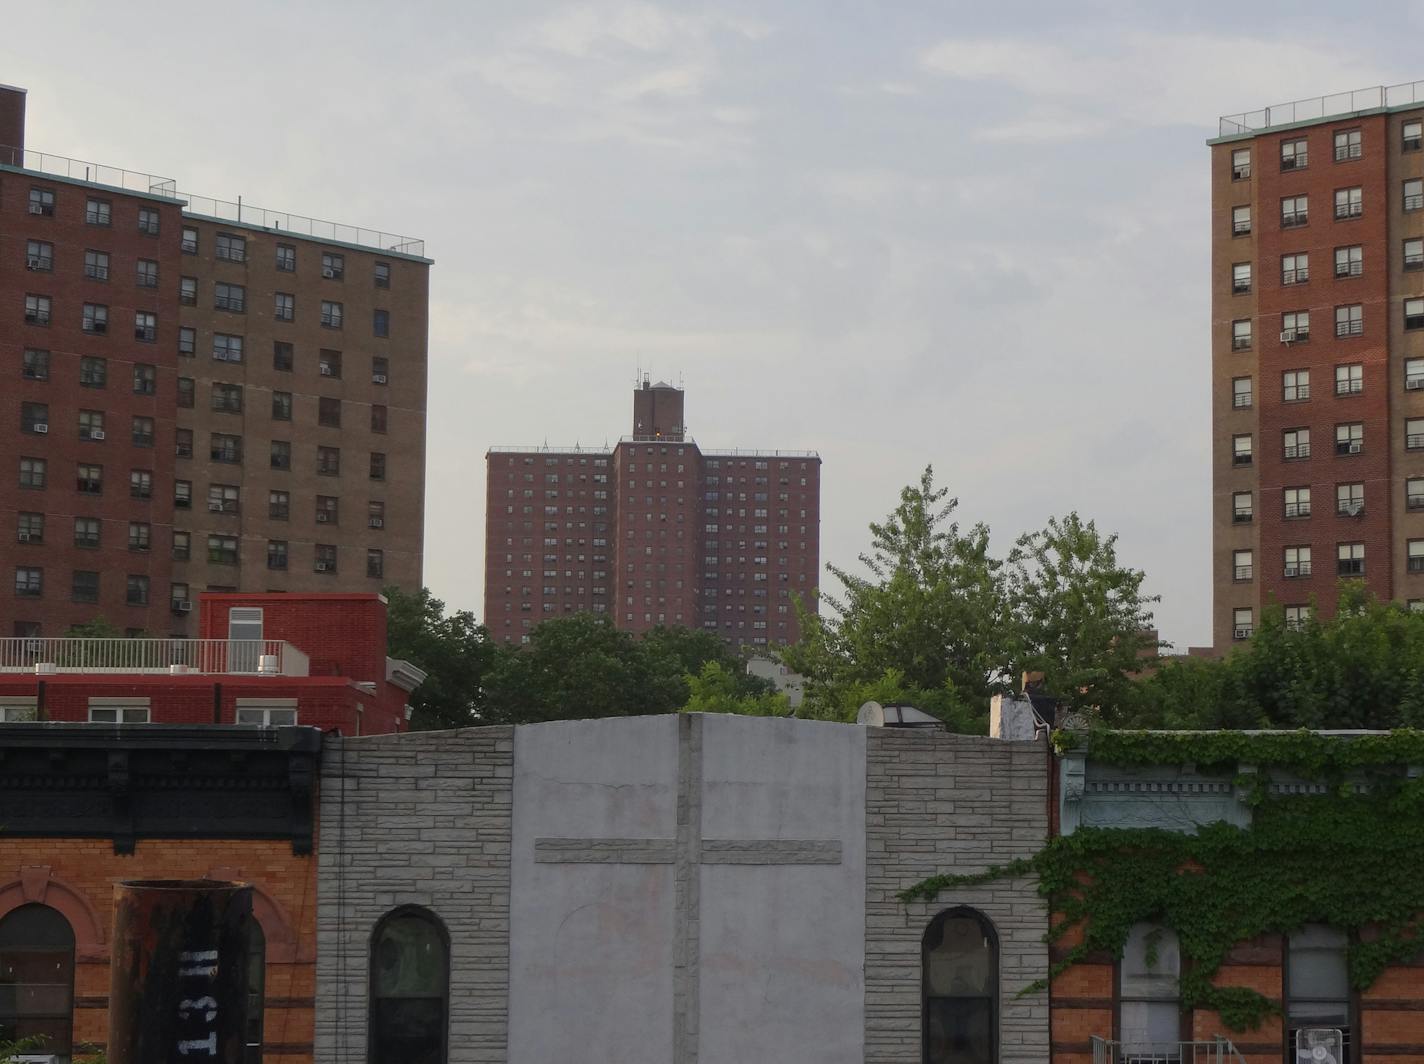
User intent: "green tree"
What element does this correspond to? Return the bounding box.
[1006,513,1159,714]
[384,586,496,730]
[63,617,129,638]
[682,661,791,717]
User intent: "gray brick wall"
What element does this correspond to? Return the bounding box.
[314,727,513,1064]
[864,730,1050,1064]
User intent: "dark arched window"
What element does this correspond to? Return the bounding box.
[369,906,448,1064]
[1117,922,1181,1056]
[0,903,75,1059]
[923,907,998,1064]
[245,918,266,1064]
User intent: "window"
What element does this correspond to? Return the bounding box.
[1406,239,1424,271]
[173,531,190,560]
[315,544,338,573]
[1410,541,1424,574]
[1281,253,1308,285]
[1283,428,1310,460]
[272,391,293,420]
[1335,304,1363,337]
[1336,422,1364,455]
[1408,418,1424,450]
[215,282,246,313]
[1407,179,1424,212]
[375,261,391,288]
[20,402,48,434]
[321,252,345,280]
[319,396,342,428]
[170,477,188,506]
[178,275,198,305]
[1231,319,1252,351]
[175,428,193,458]
[211,433,242,463]
[136,258,158,288]
[79,357,106,388]
[1282,310,1310,342]
[16,513,43,544]
[1282,195,1308,227]
[208,534,239,565]
[922,907,996,1064]
[125,574,150,605]
[1338,542,1365,576]
[85,198,111,226]
[1334,128,1362,161]
[276,244,295,272]
[1408,299,1424,330]
[1233,549,1253,581]
[1283,369,1310,401]
[1284,545,1313,578]
[274,292,294,321]
[1285,487,1311,518]
[1337,482,1364,516]
[179,326,196,355]
[22,348,49,380]
[373,356,389,384]
[267,540,288,570]
[216,232,246,262]
[178,377,195,408]
[1335,364,1363,395]
[212,383,243,413]
[28,187,56,216]
[370,452,386,480]
[1232,491,1252,523]
[1233,607,1253,639]
[274,341,294,371]
[137,207,160,235]
[134,311,156,342]
[78,301,105,332]
[321,301,344,328]
[1231,148,1251,179]
[19,458,46,489]
[1117,922,1180,1057]
[1409,358,1424,391]
[208,484,240,514]
[131,416,154,447]
[0,904,76,1057]
[271,441,291,470]
[269,491,290,520]
[1334,245,1362,278]
[318,446,341,476]
[14,567,42,597]
[369,501,386,529]
[88,701,151,724]
[367,549,384,579]
[1406,120,1423,151]
[1231,262,1251,294]
[1334,187,1363,219]
[180,226,198,253]
[25,294,52,326]
[316,496,339,525]
[134,470,155,500]
[319,350,342,378]
[1287,926,1351,1058]
[69,567,100,602]
[236,703,298,726]
[133,363,156,395]
[76,464,102,494]
[1409,477,1424,511]
[1231,377,1252,409]
[213,333,244,362]
[83,250,109,280]
[1284,605,1311,630]
[1281,138,1308,170]
[25,239,53,271]
[371,404,388,433]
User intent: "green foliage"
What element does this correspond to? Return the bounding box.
[0,1036,47,1063]
[1119,587,1424,729]
[63,617,130,638]
[902,730,1424,1031]
[384,586,496,730]
[682,661,791,717]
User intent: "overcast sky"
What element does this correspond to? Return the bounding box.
[12,2,1424,649]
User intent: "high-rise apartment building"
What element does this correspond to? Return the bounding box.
[485,378,821,647]
[1,86,430,637]
[1210,82,1424,649]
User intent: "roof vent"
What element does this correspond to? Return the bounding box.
[856,701,942,728]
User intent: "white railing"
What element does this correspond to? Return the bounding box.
[0,638,309,677]
[178,191,425,258]
[1091,1036,1247,1064]
[1220,80,1424,136]
[0,146,177,197]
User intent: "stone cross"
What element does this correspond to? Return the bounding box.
[533,714,843,1064]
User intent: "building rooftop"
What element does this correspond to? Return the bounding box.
[486,439,820,458]
[1216,79,1424,139]
[0,637,310,677]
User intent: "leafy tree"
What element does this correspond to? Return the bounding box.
[683,661,791,717]
[384,586,496,730]
[63,617,129,638]
[1006,513,1159,713]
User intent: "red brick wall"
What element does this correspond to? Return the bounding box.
[198,592,386,680]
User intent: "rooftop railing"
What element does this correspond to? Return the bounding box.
[1220,80,1424,136]
[1090,1035,1247,1064]
[0,146,177,197]
[177,191,426,258]
[0,638,309,677]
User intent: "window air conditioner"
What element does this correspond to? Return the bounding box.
[320,365,333,376]
[18,531,32,542]
[173,600,192,613]
[208,502,224,512]
[32,423,48,434]
[28,203,45,215]
[372,374,387,384]
[1345,503,1364,516]
[1349,441,1363,453]
[368,517,384,528]
[316,562,332,572]
[322,267,336,278]
[26,257,41,270]
[316,512,330,523]
[89,429,105,441]
[1280,330,1295,342]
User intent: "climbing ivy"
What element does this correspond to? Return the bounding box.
[902,729,1424,1031]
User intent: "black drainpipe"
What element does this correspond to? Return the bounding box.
[212,681,223,724]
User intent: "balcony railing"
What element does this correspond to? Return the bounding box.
[179,191,425,258]
[0,638,309,676]
[1091,1036,1246,1064]
[0,146,177,197]
[1219,81,1424,137]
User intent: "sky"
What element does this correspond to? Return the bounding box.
[10,1,1424,649]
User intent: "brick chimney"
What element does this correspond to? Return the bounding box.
[0,84,26,166]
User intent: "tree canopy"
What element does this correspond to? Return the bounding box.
[384,586,497,730]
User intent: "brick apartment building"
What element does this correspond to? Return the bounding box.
[484,378,821,648]
[1211,81,1424,649]
[0,84,430,639]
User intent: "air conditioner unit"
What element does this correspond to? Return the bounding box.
[32,423,48,434]
[1285,564,1299,577]
[26,257,42,270]
[322,267,336,278]
[28,203,45,215]
[316,562,332,572]
[208,502,225,512]
[18,531,32,543]
[320,365,333,376]
[368,517,384,528]
[1349,441,1363,453]
[1345,502,1364,516]
[172,600,192,613]
[316,512,331,523]
[372,374,387,384]
[89,429,105,441]
[1280,330,1295,342]
[1296,1028,1343,1064]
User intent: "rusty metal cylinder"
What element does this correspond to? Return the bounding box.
[107,879,253,1064]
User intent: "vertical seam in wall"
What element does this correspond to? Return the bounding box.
[673,713,703,1064]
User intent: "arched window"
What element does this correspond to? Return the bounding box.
[369,906,448,1064]
[922,907,997,1064]
[245,918,266,1064]
[1117,922,1181,1057]
[1287,925,1351,1062]
[0,903,75,1059]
